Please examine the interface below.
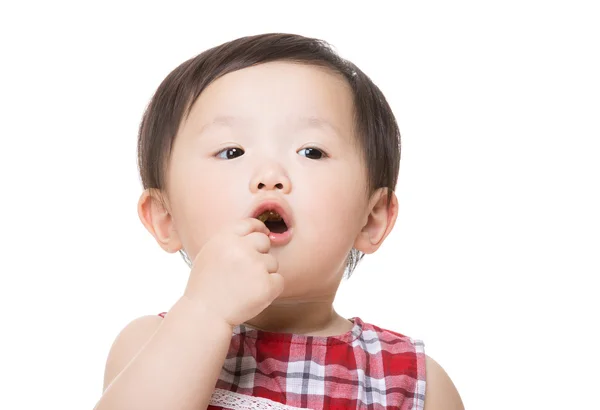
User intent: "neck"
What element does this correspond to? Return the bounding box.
[243,296,352,336]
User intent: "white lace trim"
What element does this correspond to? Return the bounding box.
[210,388,307,410]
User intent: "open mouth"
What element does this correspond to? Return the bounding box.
[256,210,289,233]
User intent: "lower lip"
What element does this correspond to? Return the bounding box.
[268,228,292,246]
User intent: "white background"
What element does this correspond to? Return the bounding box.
[1,1,598,409]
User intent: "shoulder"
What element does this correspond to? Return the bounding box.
[423,354,464,410]
[102,314,163,392]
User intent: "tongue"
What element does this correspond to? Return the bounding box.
[265,219,287,233]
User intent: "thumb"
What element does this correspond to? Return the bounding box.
[268,273,285,300]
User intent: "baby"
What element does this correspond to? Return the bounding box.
[94,33,463,410]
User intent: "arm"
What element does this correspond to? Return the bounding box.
[93,296,233,410]
[423,355,465,410]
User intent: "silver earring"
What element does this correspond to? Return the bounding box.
[179,249,192,268]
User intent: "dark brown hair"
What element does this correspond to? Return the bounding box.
[137,33,401,277]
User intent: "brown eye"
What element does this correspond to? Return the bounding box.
[298,147,326,159]
[216,147,244,159]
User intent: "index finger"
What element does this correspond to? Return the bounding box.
[233,217,270,237]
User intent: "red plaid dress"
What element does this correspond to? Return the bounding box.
[158,313,426,409]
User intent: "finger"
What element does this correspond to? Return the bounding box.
[260,253,278,273]
[246,232,271,254]
[267,272,285,299]
[233,218,270,237]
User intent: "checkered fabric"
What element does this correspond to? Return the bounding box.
[158,313,425,409]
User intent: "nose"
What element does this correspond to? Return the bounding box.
[249,161,292,194]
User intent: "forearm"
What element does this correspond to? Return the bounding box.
[94,296,233,410]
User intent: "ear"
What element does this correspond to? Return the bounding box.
[137,188,182,254]
[353,188,399,255]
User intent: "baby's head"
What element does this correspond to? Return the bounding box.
[137,33,400,297]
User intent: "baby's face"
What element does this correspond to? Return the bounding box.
[166,61,370,295]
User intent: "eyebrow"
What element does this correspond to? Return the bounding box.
[196,115,343,139]
[196,115,245,138]
[296,115,343,138]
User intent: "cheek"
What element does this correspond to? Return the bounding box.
[173,166,243,252]
[300,168,367,240]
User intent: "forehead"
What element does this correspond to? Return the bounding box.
[181,61,355,141]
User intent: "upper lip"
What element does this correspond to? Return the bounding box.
[249,197,294,229]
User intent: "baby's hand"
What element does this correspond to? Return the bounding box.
[182,218,284,328]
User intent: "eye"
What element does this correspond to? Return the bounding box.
[216,147,245,160]
[298,147,327,160]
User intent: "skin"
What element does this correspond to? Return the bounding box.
[135,61,464,408]
[139,61,398,335]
